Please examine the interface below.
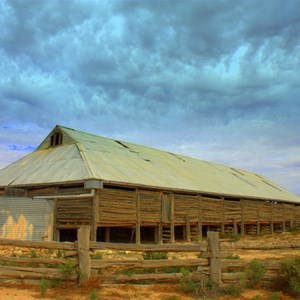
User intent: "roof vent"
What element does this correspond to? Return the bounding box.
[50,131,63,147]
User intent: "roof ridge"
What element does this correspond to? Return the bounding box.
[74,142,94,178]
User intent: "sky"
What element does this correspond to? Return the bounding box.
[0,0,299,195]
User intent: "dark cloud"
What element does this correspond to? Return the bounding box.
[0,0,299,194]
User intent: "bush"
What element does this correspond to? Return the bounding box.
[281,258,300,295]
[58,261,76,279]
[39,279,49,297]
[247,260,265,288]
[142,252,168,260]
[220,233,240,242]
[225,284,243,297]
[179,280,198,294]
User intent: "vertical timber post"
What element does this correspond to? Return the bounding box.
[221,197,225,234]
[170,192,175,243]
[135,189,141,244]
[77,226,91,281]
[197,195,203,242]
[159,192,163,244]
[241,200,244,236]
[208,231,221,285]
[53,197,59,241]
[91,189,98,241]
[186,217,191,242]
[283,203,286,232]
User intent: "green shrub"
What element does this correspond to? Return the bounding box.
[179,280,198,294]
[90,290,97,300]
[226,253,240,259]
[224,284,243,297]
[220,233,240,242]
[39,279,49,297]
[92,252,103,260]
[281,258,300,295]
[269,292,280,300]
[247,260,265,288]
[50,278,61,287]
[251,295,262,300]
[30,249,38,258]
[58,261,76,279]
[142,252,168,260]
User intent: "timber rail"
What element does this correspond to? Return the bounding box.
[1,228,300,287]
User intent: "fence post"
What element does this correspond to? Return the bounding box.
[77,226,91,281]
[208,231,221,285]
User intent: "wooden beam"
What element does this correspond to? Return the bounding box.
[208,231,221,285]
[197,195,203,241]
[170,192,175,243]
[135,189,141,245]
[90,189,98,241]
[77,226,91,280]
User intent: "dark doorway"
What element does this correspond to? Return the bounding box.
[59,229,77,242]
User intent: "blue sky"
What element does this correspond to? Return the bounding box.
[0,0,299,195]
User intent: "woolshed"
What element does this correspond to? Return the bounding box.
[0,125,299,243]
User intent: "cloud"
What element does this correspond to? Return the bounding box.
[0,0,299,195]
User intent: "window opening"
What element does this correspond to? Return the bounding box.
[50,132,63,147]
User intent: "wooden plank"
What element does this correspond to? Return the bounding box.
[0,256,77,265]
[91,258,209,269]
[136,189,141,244]
[89,242,207,252]
[208,231,221,285]
[170,192,175,243]
[77,226,91,280]
[91,190,99,241]
[0,239,75,250]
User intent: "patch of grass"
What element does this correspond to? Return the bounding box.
[142,252,168,260]
[220,232,240,242]
[224,284,243,297]
[58,261,76,279]
[50,278,62,287]
[56,249,64,258]
[269,292,281,300]
[92,252,103,260]
[226,253,240,259]
[39,279,49,297]
[179,280,199,294]
[247,259,265,288]
[251,295,262,300]
[29,249,38,258]
[178,265,199,295]
[90,289,97,300]
[281,257,300,295]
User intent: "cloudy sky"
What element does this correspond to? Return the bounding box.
[0,0,299,195]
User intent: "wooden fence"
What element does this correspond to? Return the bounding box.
[1,228,300,287]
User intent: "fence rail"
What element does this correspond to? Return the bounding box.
[1,228,300,286]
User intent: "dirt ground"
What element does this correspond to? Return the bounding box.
[0,282,293,300]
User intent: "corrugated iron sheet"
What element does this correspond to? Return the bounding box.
[0,197,54,241]
[0,125,299,204]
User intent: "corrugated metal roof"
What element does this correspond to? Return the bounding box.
[0,125,299,203]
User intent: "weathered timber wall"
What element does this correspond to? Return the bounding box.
[140,190,161,224]
[224,200,241,223]
[174,194,198,223]
[202,197,223,224]
[56,197,92,227]
[98,189,136,225]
